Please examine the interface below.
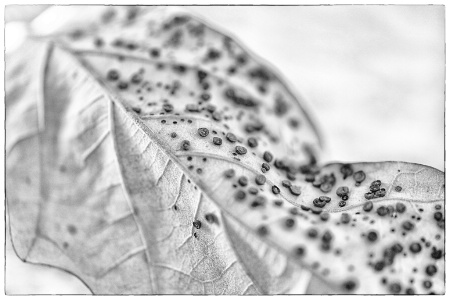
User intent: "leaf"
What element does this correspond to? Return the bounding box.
[6,6,444,295]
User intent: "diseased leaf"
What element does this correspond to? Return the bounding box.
[6,6,444,295]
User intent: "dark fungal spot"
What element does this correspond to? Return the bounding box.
[238,176,248,186]
[307,228,318,238]
[198,128,209,137]
[272,185,280,195]
[320,182,333,193]
[193,220,202,229]
[338,201,346,208]
[423,280,432,289]
[107,69,120,81]
[251,196,267,208]
[67,225,77,235]
[409,242,422,253]
[163,103,174,112]
[263,151,273,162]
[322,230,333,243]
[374,261,385,272]
[255,175,266,185]
[213,137,222,146]
[340,213,351,224]
[320,212,330,221]
[205,213,218,224]
[247,137,258,148]
[301,205,311,211]
[181,140,191,151]
[341,195,349,201]
[226,132,237,143]
[389,282,402,294]
[235,146,247,155]
[431,247,443,260]
[224,169,235,178]
[367,230,378,242]
[340,164,353,179]
[273,199,283,207]
[311,207,323,214]
[342,280,357,291]
[295,246,306,257]
[285,218,295,228]
[405,288,415,295]
[434,212,443,221]
[289,207,299,215]
[402,221,415,231]
[396,202,406,213]
[289,185,301,196]
[248,187,258,195]
[132,107,141,114]
[305,174,315,182]
[353,170,366,183]
[363,201,373,212]
[117,81,128,90]
[234,190,246,201]
[319,196,331,203]
[257,225,269,236]
[282,180,292,188]
[377,206,389,216]
[425,265,437,276]
[395,185,402,192]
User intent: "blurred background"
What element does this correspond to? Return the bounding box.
[5,5,444,294]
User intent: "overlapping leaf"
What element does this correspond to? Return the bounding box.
[6,6,444,295]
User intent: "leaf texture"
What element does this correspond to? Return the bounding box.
[6,6,444,295]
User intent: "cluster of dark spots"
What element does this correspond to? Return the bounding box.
[312,196,331,208]
[181,140,191,151]
[261,163,270,173]
[224,88,259,107]
[365,180,386,199]
[353,170,366,185]
[224,169,235,178]
[234,190,246,201]
[431,247,442,260]
[255,174,266,185]
[311,173,336,193]
[193,220,202,229]
[340,164,353,179]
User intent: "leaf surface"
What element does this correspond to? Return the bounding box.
[6,6,444,295]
